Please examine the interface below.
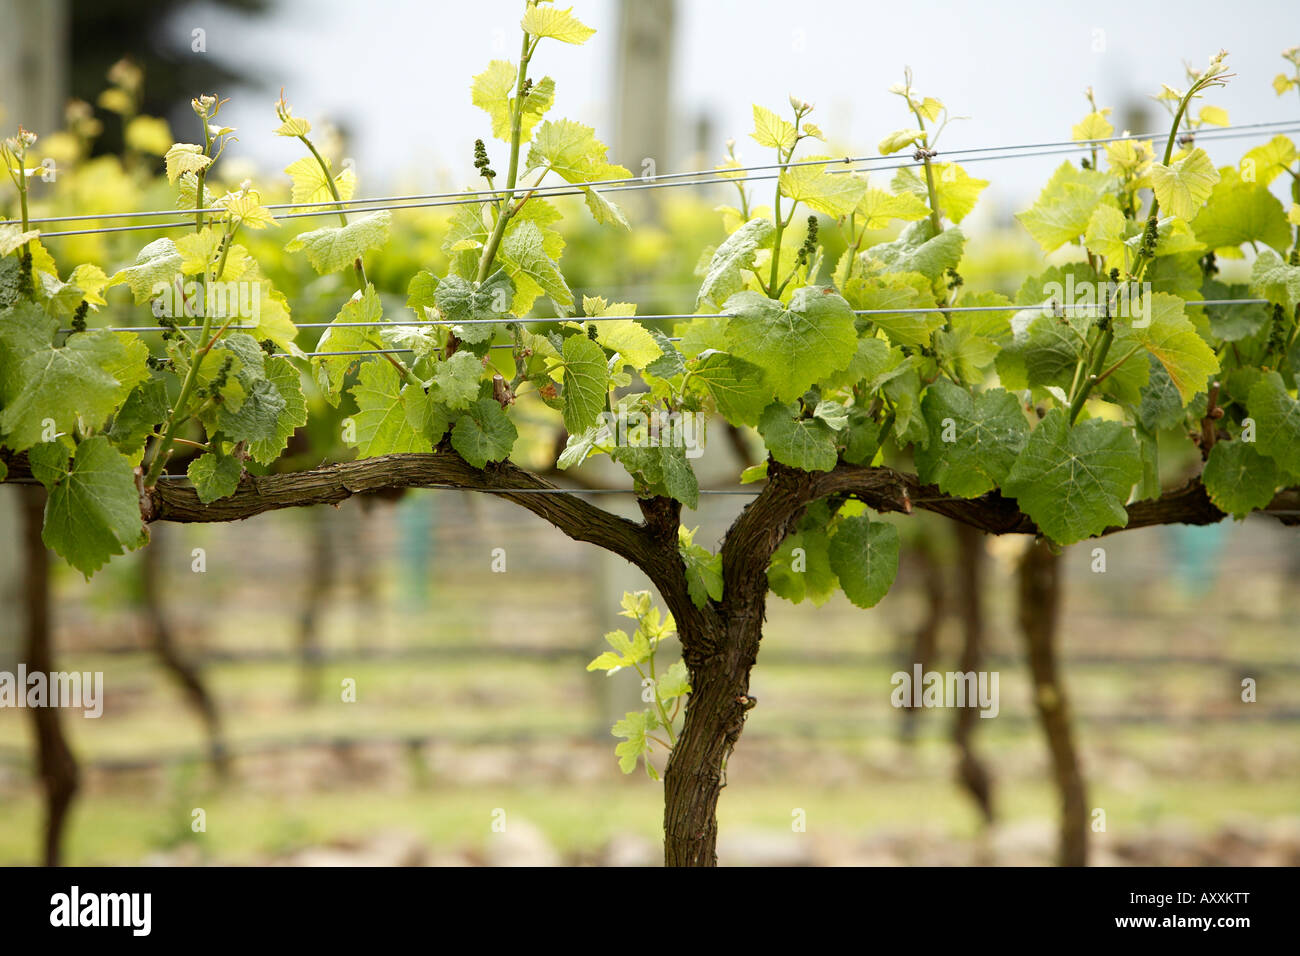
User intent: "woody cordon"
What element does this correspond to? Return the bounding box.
[891,665,999,718]
[0,666,103,718]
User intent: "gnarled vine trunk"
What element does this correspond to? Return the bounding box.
[295,507,335,704]
[20,485,78,866]
[952,523,994,825]
[899,528,944,741]
[1018,538,1087,866]
[662,609,762,867]
[141,528,229,778]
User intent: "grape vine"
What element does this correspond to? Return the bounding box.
[2,2,1299,866]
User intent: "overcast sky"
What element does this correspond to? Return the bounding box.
[181,0,1299,219]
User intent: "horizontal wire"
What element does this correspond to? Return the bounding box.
[62,298,1274,336]
[10,117,1297,229]
[19,122,1300,239]
[272,336,685,358]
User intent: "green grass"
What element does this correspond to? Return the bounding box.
[1,777,1296,866]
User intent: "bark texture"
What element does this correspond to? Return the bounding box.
[20,485,78,866]
[952,523,994,825]
[5,446,1292,866]
[1018,538,1088,866]
[141,528,229,776]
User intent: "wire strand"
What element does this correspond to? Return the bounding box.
[16,121,1300,239]
[10,117,1297,229]
[60,299,1274,335]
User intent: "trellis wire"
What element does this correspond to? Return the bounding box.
[13,120,1300,239]
[59,298,1275,336]
[9,117,1298,230]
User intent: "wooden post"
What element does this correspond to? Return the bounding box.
[0,0,67,134]
[613,0,675,221]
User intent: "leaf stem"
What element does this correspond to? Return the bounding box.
[298,133,367,290]
[767,117,801,294]
[478,31,534,283]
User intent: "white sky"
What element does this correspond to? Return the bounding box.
[179,0,1300,219]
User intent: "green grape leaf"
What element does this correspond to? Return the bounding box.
[587,628,652,673]
[107,237,183,303]
[187,451,242,503]
[611,709,655,775]
[472,61,520,141]
[758,402,838,472]
[0,224,40,257]
[582,297,661,369]
[498,219,574,312]
[1202,440,1279,518]
[0,301,59,403]
[1203,280,1270,341]
[350,360,426,457]
[217,376,287,446]
[109,379,168,464]
[656,660,692,703]
[779,161,869,218]
[891,163,988,224]
[1002,409,1143,544]
[403,384,452,446]
[0,331,143,451]
[696,217,774,310]
[767,527,838,605]
[27,440,71,490]
[864,220,965,282]
[1148,148,1218,221]
[844,272,941,347]
[878,128,924,155]
[1083,204,1129,264]
[451,398,517,468]
[249,357,308,465]
[613,442,699,508]
[521,4,596,44]
[42,436,146,577]
[434,269,515,344]
[689,351,769,426]
[283,155,356,209]
[315,285,386,401]
[560,333,609,434]
[934,326,999,382]
[430,351,484,410]
[751,104,798,151]
[1250,249,1300,314]
[164,144,211,183]
[1015,162,1116,252]
[1240,135,1297,187]
[679,525,723,608]
[1247,372,1300,476]
[1190,171,1291,254]
[526,120,630,227]
[1113,292,1218,404]
[406,270,439,311]
[658,446,700,509]
[828,516,899,609]
[913,382,1029,497]
[855,187,932,229]
[1137,355,1186,431]
[284,211,391,274]
[723,287,857,402]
